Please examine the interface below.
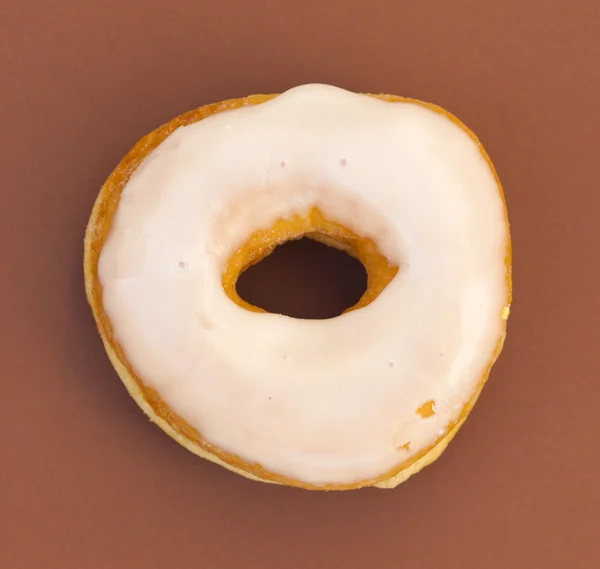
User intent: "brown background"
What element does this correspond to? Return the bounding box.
[1,0,599,567]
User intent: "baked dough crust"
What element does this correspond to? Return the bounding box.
[84,93,512,490]
[222,206,399,314]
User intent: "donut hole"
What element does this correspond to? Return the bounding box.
[236,237,368,319]
[222,207,399,319]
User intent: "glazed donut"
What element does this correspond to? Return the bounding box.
[84,84,511,490]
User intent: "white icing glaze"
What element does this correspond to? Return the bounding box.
[99,84,509,485]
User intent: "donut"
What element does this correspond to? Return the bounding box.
[84,84,511,490]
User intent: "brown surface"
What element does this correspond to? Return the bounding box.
[1,0,598,566]
[238,238,368,318]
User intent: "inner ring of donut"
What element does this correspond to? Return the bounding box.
[222,206,399,315]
